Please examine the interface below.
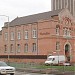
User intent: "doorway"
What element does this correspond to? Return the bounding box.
[65,44,70,62]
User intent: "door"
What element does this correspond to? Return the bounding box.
[65,44,70,62]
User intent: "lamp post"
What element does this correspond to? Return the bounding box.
[0,15,9,62]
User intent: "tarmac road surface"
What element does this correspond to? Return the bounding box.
[14,71,54,75]
[14,71,75,75]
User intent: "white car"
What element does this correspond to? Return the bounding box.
[63,62,71,66]
[0,61,15,75]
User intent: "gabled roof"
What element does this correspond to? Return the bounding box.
[9,9,62,26]
[58,8,75,23]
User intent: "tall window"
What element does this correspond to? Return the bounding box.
[25,30,28,39]
[64,28,68,36]
[5,32,8,40]
[10,44,13,53]
[56,26,60,35]
[17,44,20,53]
[17,31,21,40]
[4,45,7,52]
[32,29,37,38]
[63,28,71,36]
[24,43,28,52]
[11,32,14,40]
[56,42,60,51]
[32,43,36,52]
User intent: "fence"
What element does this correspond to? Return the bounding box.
[7,62,75,74]
[7,62,40,69]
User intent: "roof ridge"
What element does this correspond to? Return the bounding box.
[8,9,62,26]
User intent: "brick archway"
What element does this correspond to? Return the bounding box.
[65,44,70,62]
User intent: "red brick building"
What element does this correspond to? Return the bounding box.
[0,8,75,64]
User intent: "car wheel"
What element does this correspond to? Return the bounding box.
[10,73,14,75]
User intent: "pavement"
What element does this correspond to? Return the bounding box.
[16,68,75,75]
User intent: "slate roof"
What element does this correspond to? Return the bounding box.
[9,9,62,26]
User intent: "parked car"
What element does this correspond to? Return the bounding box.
[45,55,65,65]
[63,62,71,66]
[0,61,15,75]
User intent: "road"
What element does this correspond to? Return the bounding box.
[15,71,54,75]
[14,71,75,75]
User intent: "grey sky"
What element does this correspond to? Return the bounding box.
[0,0,51,30]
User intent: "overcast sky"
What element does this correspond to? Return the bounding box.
[0,0,51,30]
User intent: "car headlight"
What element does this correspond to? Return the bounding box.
[13,68,15,71]
[1,69,5,70]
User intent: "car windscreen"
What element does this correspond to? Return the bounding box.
[0,62,8,66]
[47,58,55,61]
[47,58,53,61]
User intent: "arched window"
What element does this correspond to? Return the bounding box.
[32,43,36,52]
[17,44,20,53]
[4,45,7,52]
[56,42,60,51]
[10,44,13,53]
[17,31,21,40]
[63,28,71,36]
[56,25,60,35]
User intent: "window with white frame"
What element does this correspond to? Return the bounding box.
[56,42,60,51]
[11,32,14,40]
[68,29,71,36]
[25,30,28,39]
[5,32,8,40]
[24,43,28,52]
[17,31,21,40]
[17,44,20,53]
[32,43,36,52]
[63,28,71,36]
[56,26,60,35]
[32,29,37,38]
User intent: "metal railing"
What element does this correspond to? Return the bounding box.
[6,62,75,74]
